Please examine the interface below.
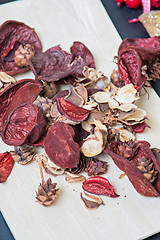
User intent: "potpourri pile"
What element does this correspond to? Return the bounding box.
[0,20,160,209]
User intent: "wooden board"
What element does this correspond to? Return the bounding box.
[0,0,160,239]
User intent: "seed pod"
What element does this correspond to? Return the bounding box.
[0,79,43,135]
[0,20,42,75]
[2,103,47,146]
[44,122,80,169]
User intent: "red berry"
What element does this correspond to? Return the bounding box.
[151,0,160,8]
[125,0,141,8]
[115,0,125,7]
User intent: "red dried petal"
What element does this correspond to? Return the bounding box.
[56,97,89,122]
[82,176,119,198]
[131,121,150,133]
[44,122,80,169]
[2,103,47,146]
[0,152,14,183]
[0,20,42,75]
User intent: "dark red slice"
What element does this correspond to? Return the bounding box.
[56,97,89,122]
[82,176,119,198]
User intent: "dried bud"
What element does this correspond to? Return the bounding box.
[14,44,35,67]
[10,146,35,165]
[85,157,108,176]
[117,140,138,159]
[36,178,59,207]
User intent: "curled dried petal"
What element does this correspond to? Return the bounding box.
[80,191,105,210]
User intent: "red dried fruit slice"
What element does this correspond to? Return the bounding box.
[0,20,42,75]
[44,122,80,169]
[56,97,89,122]
[82,176,119,198]
[0,152,14,183]
[2,103,47,146]
[0,79,43,133]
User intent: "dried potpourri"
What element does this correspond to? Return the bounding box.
[2,103,47,146]
[117,36,160,90]
[0,152,14,183]
[82,176,119,198]
[0,20,42,75]
[104,140,160,197]
[0,79,43,135]
[0,72,17,93]
[44,122,80,169]
[29,42,95,82]
[56,97,89,122]
[34,154,59,207]
[80,191,105,210]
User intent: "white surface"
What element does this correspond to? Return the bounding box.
[0,0,160,240]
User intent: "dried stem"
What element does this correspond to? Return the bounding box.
[38,160,44,182]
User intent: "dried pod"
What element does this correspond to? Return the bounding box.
[85,157,108,176]
[30,42,95,82]
[36,178,59,207]
[56,97,89,122]
[0,79,43,134]
[110,69,125,88]
[10,146,35,165]
[44,122,80,169]
[104,141,160,197]
[0,20,42,75]
[118,36,160,89]
[2,103,47,146]
[70,41,95,69]
[0,152,14,183]
[80,191,105,210]
[65,172,86,182]
[82,176,119,197]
